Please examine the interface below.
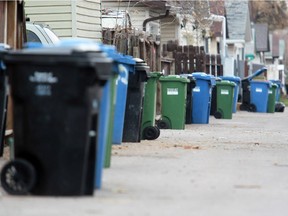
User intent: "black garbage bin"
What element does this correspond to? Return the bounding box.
[0,42,112,196]
[122,58,149,142]
[0,44,9,157]
[179,74,196,124]
[210,76,222,116]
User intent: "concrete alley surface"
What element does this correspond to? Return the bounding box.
[0,110,288,216]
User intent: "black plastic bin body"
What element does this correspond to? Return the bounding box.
[0,45,9,157]
[210,77,222,116]
[122,58,149,142]
[1,44,112,196]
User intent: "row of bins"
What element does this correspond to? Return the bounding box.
[240,67,285,113]
[0,40,284,196]
[0,40,154,196]
[156,69,282,131]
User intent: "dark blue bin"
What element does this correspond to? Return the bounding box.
[191,72,216,124]
[219,76,241,113]
[250,80,271,113]
[112,55,135,144]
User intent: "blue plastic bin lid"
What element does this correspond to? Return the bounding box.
[192,72,216,86]
[97,44,136,73]
[0,44,10,70]
[250,80,272,88]
[219,76,241,84]
[192,72,212,80]
[55,38,102,51]
[245,67,267,81]
[269,79,282,87]
[0,43,11,50]
[24,42,45,49]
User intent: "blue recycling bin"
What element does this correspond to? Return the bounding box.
[219,76,241,113]
[191,72,216,124]
[95,81,111,189]
[95,46,135,187]
[250,80,271,113]
[112,55,136,144]
[269,80,281,102]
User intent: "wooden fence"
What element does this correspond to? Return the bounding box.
[102,28,161,72]
[162,41,223,76]
[103,30,224,77]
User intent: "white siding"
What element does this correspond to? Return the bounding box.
[25,0,102,40]
[161,16,178,45]
[76,0,102,40]
[25,0,72,38]
[102,1,151,31]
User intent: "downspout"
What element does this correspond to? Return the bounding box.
[143,9,170,31]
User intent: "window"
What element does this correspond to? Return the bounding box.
[26,30,42,43]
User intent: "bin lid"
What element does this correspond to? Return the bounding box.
[217,80,236,87]
[4,39,113,81]
[99,44,136,66]
[270,83,278,88]
[250,80,272,88]
[134,58,150,74]
[0,44,10,71]
[219,76,241,83]
[192,72,213,80]
[98,45,135,74]
[159,75,190,83]
[0,43,11,50]
[179,73,196,82]
[269,79,282,87]
[243,67,267,81]
[192,72,216,86]
[148,71,163,78]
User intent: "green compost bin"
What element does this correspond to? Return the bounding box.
[214,80,235,119]
[141,72,162,140]
[104,74,118,168]
[158,75,189,129]
[267,83,277,113]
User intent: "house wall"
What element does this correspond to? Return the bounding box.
[25,0,102,41]
[160,16,178,45]
[102,1,151,32]
[102,0,167,36]
[76,0,102,40]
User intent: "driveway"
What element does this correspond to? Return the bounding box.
[0,110,288,216]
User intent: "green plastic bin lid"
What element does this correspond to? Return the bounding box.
[159,75,190,83]
[216,80,236,87]
[148,71,164,78]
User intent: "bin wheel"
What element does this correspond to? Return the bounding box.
[239,104,247,111]
[214,111,222,119]
[157,120,170,129]
[248,104,257,112]
[143,126,159,140]
[155,126,161,139]
[0,159,36,195]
